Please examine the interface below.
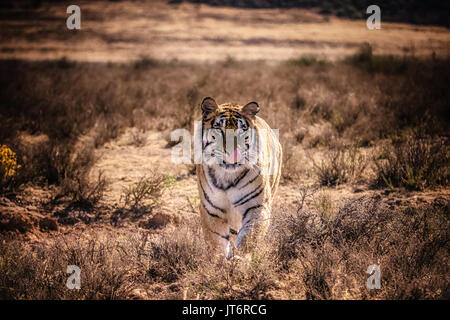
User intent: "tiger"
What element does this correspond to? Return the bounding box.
[196,97,282,259]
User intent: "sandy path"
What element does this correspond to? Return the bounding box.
[90,128,198,225]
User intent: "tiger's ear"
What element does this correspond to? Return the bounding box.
[201,97,218,116]
[242,101,260,118]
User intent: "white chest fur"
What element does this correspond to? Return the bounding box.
[203,165,263,230]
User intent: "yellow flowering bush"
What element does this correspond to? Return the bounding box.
[0,145,21,191]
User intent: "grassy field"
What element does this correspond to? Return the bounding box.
[0,0,449,300]
[0,0,449,62]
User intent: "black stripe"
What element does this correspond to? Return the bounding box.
[204,141,213,149]
[233,183,263,206]
[229,110,243,119]
[239,171,260,190]
[234,185,264,207]
[203,114,213,122]
[208,167,250,190]
[231,168,249,189]
[207,167,224,190]
[206,226,229,240]
[207,165,249,191]
[201,203,221,219]
[242,205,262,221]
[200,179,226,213]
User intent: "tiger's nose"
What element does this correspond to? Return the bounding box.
[224,148,242,164]
[223,129,239,150]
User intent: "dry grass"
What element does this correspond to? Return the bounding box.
[0,232,137,299]
[373,134,449,190]
[121,173,176,211]
[1,1,449,63]
[0,39,449,299]
[312,144,368,186]
[1,194,448,300]
[272,195,449,299]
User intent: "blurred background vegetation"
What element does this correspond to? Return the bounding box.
[3,0,447,27]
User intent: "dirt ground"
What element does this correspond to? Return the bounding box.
[5,125,446,243]
[91,127,449,216]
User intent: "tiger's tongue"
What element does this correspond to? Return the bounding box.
[225,148,242,164]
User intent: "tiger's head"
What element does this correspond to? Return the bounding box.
[200,97,259,172]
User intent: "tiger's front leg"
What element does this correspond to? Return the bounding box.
[199,204,233,259]
[233,204,270,255]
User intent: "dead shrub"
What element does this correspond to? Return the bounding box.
[121,173,175,210]
[312,145,367,186]
[184,242,279,300]
[60,171,108,210]
[272,194,450,299]
[313,190,337,222]
[0,231,141,299]
[133,55,160,69]
[129,129,147,147]
[346,43,409,75]
[281,142,301,182]
[374,135,449,190]
[13,135,59,186]
[54,146,108,209]
[147,226,204,283]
